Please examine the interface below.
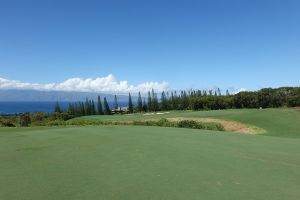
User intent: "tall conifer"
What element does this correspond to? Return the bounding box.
[137,92,143,112]
[97,96,103,115]
[114,95,118,110]
[128,93,134,113]
[103,97,111,115]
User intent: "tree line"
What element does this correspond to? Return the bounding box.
[54,87,300,117]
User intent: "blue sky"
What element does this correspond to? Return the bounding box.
[0,0,299,92]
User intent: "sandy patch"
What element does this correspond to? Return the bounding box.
[143,113,155,116]
[143,112,170,116]
[166,117,261,134]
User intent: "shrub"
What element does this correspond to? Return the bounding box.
[0,119,16,127]
[20,113,31,127]
[156,118,172,127]
[46,120,67,126]
[31,112,48,126]
[177,120,224,131]
[51,112,74,121]
[54,118,224,132]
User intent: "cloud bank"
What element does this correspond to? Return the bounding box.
[0,74,170,93]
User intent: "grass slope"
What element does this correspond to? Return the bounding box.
[75,108,300,138]
[1,126,300,200]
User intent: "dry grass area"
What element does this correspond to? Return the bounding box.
[294,107,300,112]
[166,117,260,134]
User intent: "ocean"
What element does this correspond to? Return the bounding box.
[0,101,128,114]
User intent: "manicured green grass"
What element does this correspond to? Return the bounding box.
[75,108,300,138]
[1,109,300,199]
[0,125,300,200]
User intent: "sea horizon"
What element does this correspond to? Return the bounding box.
[0,101,129,114]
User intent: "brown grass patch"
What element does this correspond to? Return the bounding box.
[166,117,259,134]
[294,107,300,112]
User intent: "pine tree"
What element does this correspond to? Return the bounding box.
[97,96,103,115]
[54,102,62,113]
[182,91,189,109]
[147,91,152,112]
[137,92,143,112]
[85,98,91,115]
[80,102,86,116]
[161,91,168,110]
[226,89,230,96]
[142,98,148,112]
[114,95,118,110]
[218,88,222,96]
[68,103,75,115]
[151,89,159,111]
[103,97,111,115]
[91,100,96,115]
[173,91,179,110]
[128,93,134,113]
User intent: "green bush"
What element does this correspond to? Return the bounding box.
[0,119,16,127]
[53,118,224,132]
[19,113,31,127]
[46,120,67,126]
[177,120,224,131]
[31,112,48,126]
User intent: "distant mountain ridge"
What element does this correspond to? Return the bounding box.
[0,90,132,102]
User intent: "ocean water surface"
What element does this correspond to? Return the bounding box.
[0,102,128,114]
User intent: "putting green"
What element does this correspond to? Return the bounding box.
[1,125,300,200]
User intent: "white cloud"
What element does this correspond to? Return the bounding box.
[0,74,170,93]
[232,88,247,94]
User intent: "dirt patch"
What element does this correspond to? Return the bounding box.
[166,117,260,134]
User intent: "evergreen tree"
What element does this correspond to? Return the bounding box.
[114,95,118,110]
[197,90,202,97]
[142,98,148,112]
[54,102,62,113]
[85,98,91,115]
[182,91,189,109]
[161,91,168,110]
[147,91,152,111]
[174,91,178,109]
[97,96,104,115]
[137,92,143,112]
[80,102,86,116]
[91,100,96,115]
[151,89,159,111]
[217,88,222,96]
[103,97,111,115]
[226,89,230,96]
[128,93,134,113]
[68,103,75,115]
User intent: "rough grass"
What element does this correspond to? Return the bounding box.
[72,108,300,137]
[66,118,225,131]
[1,126,300,200]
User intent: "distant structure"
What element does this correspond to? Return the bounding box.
[111,107,129,114]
